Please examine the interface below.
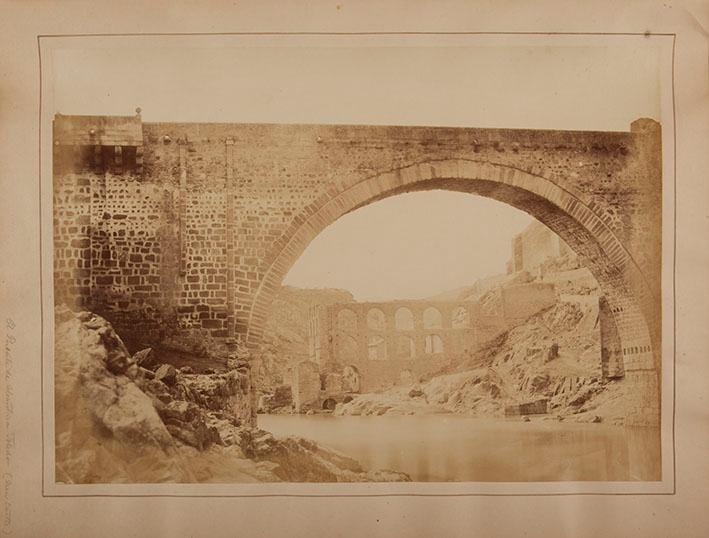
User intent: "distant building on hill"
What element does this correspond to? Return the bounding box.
[506,220,576,276]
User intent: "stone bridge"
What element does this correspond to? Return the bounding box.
[52,113,662,424]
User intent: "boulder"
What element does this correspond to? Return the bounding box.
[155,364,178,386]
[138,367,155,380]
[161,400,200,423]
[75,314,138,377]
[179,370,253,424]
[54,313,187,483]
[529,374,551,392]
[133,347,156,369]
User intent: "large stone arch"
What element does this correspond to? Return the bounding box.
[245,158,659,423]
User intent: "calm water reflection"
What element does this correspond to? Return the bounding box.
[258,414,661,482]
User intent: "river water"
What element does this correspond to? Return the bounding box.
[258,414,661,482]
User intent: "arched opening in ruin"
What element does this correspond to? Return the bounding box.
[394,307,415,331]
[396,335,416,359]
[423,307,443,329]
[337,334,359,363]
[322,398,337,411]
[368,335,387,360]
[337,308,358,335]
[424,334,445,355]
[248,159,660,423]
[366,308,387,331]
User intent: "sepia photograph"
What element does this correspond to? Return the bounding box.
[42,34,674,489]
[4,1,709,536]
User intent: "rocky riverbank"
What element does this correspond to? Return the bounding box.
[54,308,409,483]
[334,301,634,425]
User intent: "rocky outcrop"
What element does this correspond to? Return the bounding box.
[336,300,628,424]
[258,385,293,414]
[335,369,507,417]
[54,308,409,483]
[133,347,157,369]
[54,308,194,483]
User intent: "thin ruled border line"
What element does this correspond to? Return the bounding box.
[37,31,678,498]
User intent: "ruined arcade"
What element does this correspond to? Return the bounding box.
[307,285,560,394]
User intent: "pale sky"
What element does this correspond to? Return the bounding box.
[284,191,532,300]
[50,41,660,129]
[47,38,661,300]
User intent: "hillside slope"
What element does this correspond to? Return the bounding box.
[335,298,633,424]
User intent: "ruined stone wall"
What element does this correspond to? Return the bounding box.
[309,300,521,392]
[308,283,572,392]
[508,220,575,274]
[292,360,321,412]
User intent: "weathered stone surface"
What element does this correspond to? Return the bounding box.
[546,343,560,362]
[292,361,321,412]
[258,385,294,413]
[243,431,409,483]
[180,370,252,422]
[54,312,193,483]
[408,388,425,399]
[133,347,156,369]
[155,364,177,386]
